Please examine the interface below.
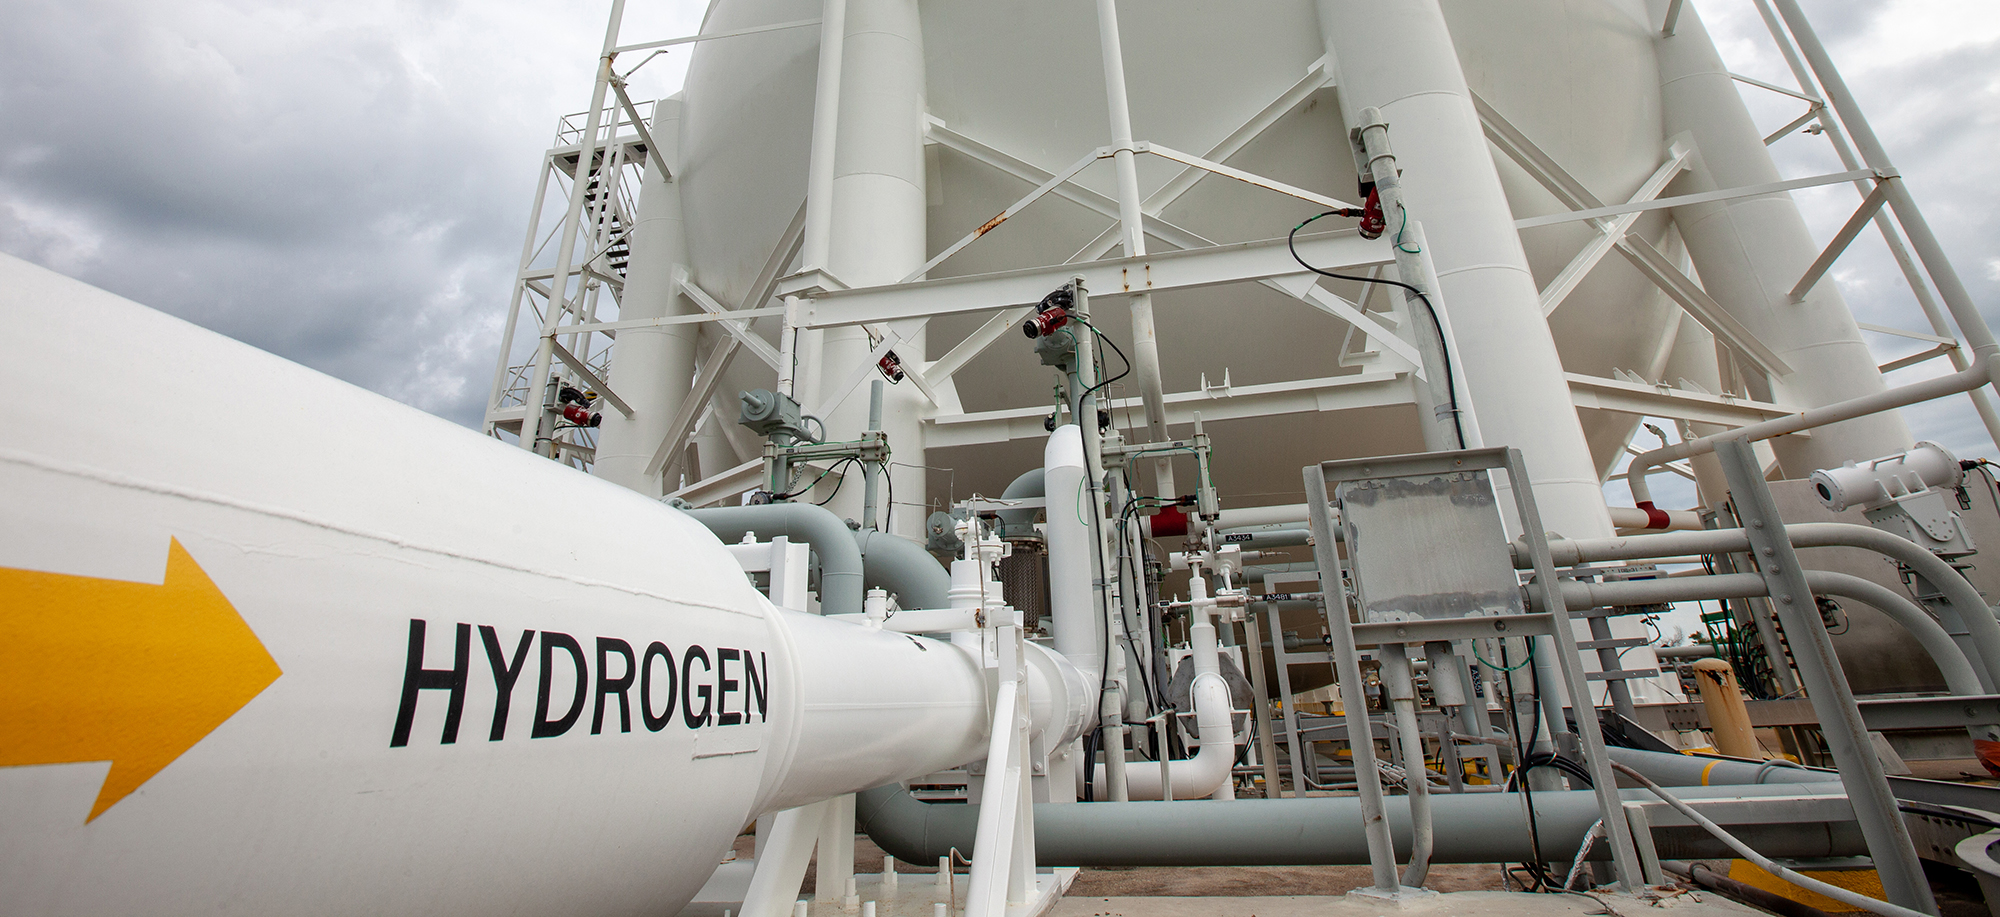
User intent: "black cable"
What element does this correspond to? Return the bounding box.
[1498,638,1551,889]
[1068,315,1131,402]
[1113,491,1163,714]
[772,456,858,501]
[811,457,863,506]
[1289,212,1466,448]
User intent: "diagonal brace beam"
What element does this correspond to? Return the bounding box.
[679,269,783,371]
[1789,180,1891,302]
[1615,234,1794,376]
[645,337,742,478]
[550,339,632,416]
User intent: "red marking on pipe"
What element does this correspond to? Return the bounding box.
[1150,505,1189,538]
[1635,500,1671,530]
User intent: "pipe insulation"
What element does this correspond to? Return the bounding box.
[855,781,1862,867]
[1044,425,1100,681]
[851,528,950,611]
[687,503,865,617]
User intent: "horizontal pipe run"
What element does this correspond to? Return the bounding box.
[1625,352,1996,505]
[1530,522,2000,692]
[1608,505,1706,532]
[855,782,1862,867]
[1548,570,1984,704]
[1607,746,1839,787]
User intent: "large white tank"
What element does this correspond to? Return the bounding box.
[648,0,1896,524]
[669,0,1701,512]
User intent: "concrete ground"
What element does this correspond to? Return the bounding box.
[1045,889,1762,917]
[784,837,1510,898]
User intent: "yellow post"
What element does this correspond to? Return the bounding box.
[1692,657,1761,759]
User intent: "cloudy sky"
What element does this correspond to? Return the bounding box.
[3,0,1997,459]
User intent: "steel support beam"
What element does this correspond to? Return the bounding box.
[800,233,1389,330]
[1715,439,1937,915]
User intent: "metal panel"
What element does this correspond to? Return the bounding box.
[1335,469,1522,622]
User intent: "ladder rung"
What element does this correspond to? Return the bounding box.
[1585,668,1660,681]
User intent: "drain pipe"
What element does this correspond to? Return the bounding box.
[856,781,1861,866]
[686,503,864,617]
[1378,646,1434,886]
[1088,575,1236,800]
[852,528,949,611]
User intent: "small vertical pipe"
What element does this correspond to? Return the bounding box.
[1243,607,1286,797]
[1379,645,1432,887]
[862,380,883,530]
[523,0,627,454]
[1092,0,1174,497]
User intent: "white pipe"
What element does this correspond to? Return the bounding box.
[1626,353,1996,505]
[1086,581,1236,801]
[1656,0,1912,472]
[798,0,846,272]
[1143,503,1308,538]
[0,253,1097,915]
[1317,0,1615,541]
[522,1,627,455]
[814,0,930,538]
[1606,505,1704,532]
[1611,763,1929,917]
[1093,0,1173,497]
[1044,425,1100,686]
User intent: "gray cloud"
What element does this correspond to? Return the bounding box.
[0,0,697,425]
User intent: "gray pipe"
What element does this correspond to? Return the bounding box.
[995,468,1044,539]
[1808,571,1985,696]
[1607,746,1840,787]
[855,782,1860,867]
[852,528,950,611]
[685,503,864,617]
[1533,523,2000,690]
[1222,528,1313,549]
[1549,569,1984,701]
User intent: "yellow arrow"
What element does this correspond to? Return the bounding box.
[0,539,281,821]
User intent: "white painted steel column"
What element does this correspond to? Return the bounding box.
[1653,1,1910,472]
[1093,0,1174,498]
[594,99,694,495]
[816,0,929,537]
[1315,0,1612,542]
